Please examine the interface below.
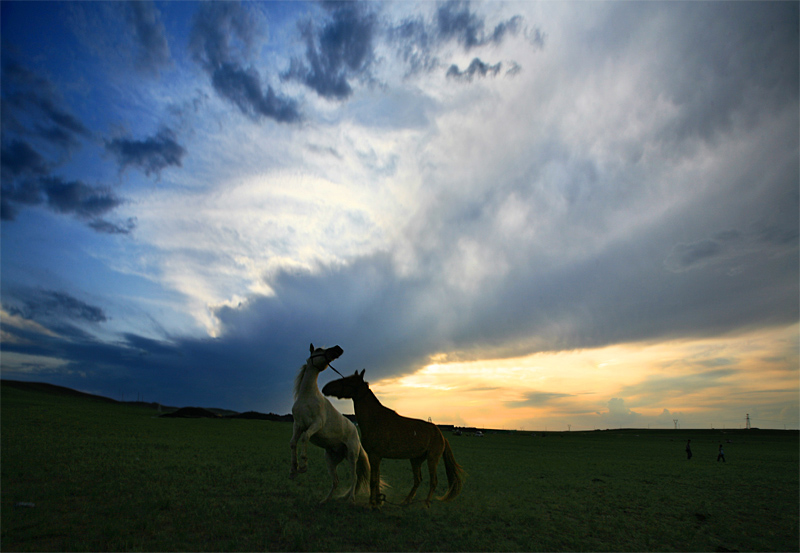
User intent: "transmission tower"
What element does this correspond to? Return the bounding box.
[746,413,751,430]
[673,419,679,430]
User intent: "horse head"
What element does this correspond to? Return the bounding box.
[307,343,344,371]
[322,369,367,399]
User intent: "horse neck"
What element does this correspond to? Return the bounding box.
[294,364,323,399]
[352,386,386,426]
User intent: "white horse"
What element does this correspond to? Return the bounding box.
[289,343,371,503]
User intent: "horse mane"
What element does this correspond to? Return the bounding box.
[293,363,310,399]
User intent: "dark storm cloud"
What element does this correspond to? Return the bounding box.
[664,239,725,272]
[27,96,90,145]
[306,143,343,160]
[436,0,521,50]
[41,177,124,219]
[1,178,44,221]
[1,175,124,223]
[388,17,439,75]
[592,1,799,146]
[88,217,137,235]
[282,2,378,100]
[189,1,260,71]
[0,59,126,231]
[758,224,799,247]
[1,140,49,181]
[664,223,799,274]
[189,1,300,123]
[524,27,546,49]
[211,63,300,123]
[3,289,107,342]
[31,291,107,324]
[435,0,535,53]
[105,128,186,177]
[388,1,536,78]
[125,0,172,76]
[67,1,171,78]
[1,59,91,152]
[446,57,501,81]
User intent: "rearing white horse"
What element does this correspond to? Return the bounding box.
[289,343,371,503]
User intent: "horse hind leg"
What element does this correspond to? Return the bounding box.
[402,455,425,505]
[289,423,303,478]
[337,443,360,502]
[321,448,344,504]
[423,454,440,507]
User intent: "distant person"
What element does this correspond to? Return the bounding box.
[717,444,726,462]
[685,439,692,460]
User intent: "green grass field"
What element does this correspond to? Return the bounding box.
[2,382,798,552]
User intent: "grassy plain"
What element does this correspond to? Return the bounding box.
[2,383,798,552]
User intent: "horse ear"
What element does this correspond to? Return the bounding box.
[309,343,314,354]
[360,369,365,379]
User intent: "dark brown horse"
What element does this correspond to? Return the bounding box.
[323,370,465,509]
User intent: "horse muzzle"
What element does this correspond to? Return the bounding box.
[321,382,344,398]
[325,345,344,363]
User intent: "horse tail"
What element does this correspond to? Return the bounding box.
[438,438,465,502]
[355,445,372,496]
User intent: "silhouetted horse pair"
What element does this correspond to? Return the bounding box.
[290,344,464,509]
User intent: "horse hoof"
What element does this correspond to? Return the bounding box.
[289,472,297,480]
[298,466,307,474]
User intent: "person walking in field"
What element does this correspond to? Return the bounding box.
[717,444,726,462]
[685,439,692,460]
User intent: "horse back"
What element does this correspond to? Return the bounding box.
[361,411,444,460]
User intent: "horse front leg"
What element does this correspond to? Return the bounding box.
[368,454,382,511]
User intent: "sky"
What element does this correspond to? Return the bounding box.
[1,1,798,431]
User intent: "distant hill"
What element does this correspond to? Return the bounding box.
[1,379,289,420]
[1,380,120,403]
[227,411,294,422]
[160,406,220,419]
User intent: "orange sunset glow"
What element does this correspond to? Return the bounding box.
[357,324,799,431]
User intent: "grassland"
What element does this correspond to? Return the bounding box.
[2,382,798,552]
